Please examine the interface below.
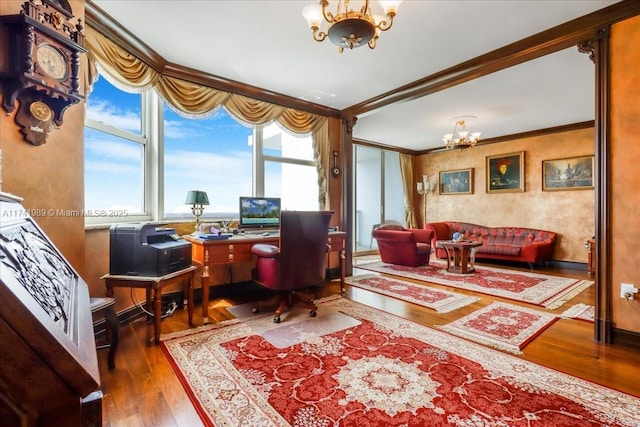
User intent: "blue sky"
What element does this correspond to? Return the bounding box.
[85,76,255,217]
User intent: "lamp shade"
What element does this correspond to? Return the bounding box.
[185,190,209,205]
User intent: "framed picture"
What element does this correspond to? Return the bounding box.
[542,155,594,191]
[486,151,525,193]
[439,168,473,195]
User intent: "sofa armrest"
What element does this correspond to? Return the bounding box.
[424,222,450,243]
[519,241,555,262]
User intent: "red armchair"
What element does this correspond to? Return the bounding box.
[251,210,334,323]
[372,224,434,267]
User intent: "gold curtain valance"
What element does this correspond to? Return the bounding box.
[84,24,330,206]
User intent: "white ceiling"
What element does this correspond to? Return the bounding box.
[90,0,620,151]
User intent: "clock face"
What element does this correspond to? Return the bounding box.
[36,44,67,80]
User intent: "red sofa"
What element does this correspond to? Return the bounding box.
[424,221,557,267]
[372,224,434,267]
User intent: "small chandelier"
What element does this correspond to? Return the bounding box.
[302,0,402,53]
[443,118,482,149]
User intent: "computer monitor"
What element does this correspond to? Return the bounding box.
[238,196,281,230]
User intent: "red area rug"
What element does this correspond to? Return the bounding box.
[358,260,593,309]
[346,273,479,312]
[438,302,558,354]
[162,296,639,426]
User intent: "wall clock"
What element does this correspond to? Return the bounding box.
[0,0,86,145]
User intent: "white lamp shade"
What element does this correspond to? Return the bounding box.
[378,0,402,14]
[302,4,323,28]
[417,182,424,192]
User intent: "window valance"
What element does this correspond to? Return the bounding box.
[83,24,329,206]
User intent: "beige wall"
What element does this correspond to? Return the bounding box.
[415,127,595,263]
[610,15,640,332]
[0,0,86,275]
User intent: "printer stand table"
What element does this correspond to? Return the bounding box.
[101,265,198,344]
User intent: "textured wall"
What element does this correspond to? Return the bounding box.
[415,127,595,263]
[609,15,640,332]
[0,0,86,275]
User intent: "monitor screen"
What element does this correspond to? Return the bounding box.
[239,196,281,229]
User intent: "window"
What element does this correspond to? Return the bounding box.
[162,106,253,221]
[84,72,319,225]
[84,76,147,223]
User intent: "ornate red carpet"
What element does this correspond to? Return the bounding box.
[438,302,559,354]
[357,261,592,309]
[346,273,479,312]
[161,296,639,426]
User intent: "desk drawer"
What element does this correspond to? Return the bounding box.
[206,252,253,264]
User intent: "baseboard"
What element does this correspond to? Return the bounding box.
[611,327,640,350]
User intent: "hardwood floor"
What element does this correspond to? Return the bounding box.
[98,262,640,426]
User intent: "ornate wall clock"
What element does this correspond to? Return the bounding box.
[0,0,86,146]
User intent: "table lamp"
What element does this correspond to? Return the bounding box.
[185,190,209,232]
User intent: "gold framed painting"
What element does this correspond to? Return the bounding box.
[542,155,594,191]
[486,151,525,193]
[439,168,473,195]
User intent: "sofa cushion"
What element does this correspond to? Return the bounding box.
[475,244,522,257]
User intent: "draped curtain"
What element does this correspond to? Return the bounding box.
[83,25,329,206]
[399,153,417,228]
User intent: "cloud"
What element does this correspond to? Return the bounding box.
[86,99,141,131]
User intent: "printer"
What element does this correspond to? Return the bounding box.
[109,223,192,276]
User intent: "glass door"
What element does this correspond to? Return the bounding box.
[353,145,404,255]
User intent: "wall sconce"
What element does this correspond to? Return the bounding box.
[416,175,436,226]
[185,190,210,232]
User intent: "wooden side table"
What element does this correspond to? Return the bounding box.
[90,297,119,370]
[439,240,483,274]
[100,265,198,344]
[585,237,595,276]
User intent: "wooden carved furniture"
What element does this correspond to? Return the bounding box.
[185,229,346,322]
[585,237,596,276]
[438,240,484,274]
[0,192,101,426]
[101,265,198,345]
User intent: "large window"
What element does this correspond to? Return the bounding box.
[85,73,318,225]
[85,76,147,222]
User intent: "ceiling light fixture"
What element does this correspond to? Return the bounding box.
[302,0,402,53]
[443,117,482,149]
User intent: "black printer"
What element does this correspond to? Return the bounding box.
[109,223,192,276]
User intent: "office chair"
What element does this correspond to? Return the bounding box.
[251,210,334,323]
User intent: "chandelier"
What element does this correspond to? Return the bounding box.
[302,0,402,53]
[443,118,482,149]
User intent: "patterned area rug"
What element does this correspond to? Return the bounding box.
[346,274,479,313]
[560,303,596,322]
[162,296,639,427]
[438,302,559,354]
[358,261,593,309]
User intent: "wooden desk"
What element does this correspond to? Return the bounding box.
[101,265,198,344]
[185,231,346,322]
[438,240,483,274]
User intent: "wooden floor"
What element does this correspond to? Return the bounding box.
[98,261,640,426]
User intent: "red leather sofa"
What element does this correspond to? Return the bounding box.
[371,224,434,267]
[424,221,557,267]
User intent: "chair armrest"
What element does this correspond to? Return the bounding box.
[251,244,280,258]
[410,229,434,244]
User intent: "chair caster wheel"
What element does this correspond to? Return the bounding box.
[273,315,281,323]
[252,307,260,314]
[309,310,317,318]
